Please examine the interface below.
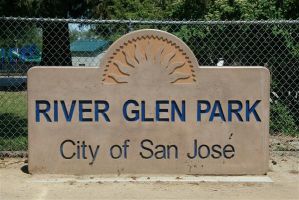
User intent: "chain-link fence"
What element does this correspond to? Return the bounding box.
[0,17,298,151]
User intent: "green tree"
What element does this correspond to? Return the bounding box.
[171,0,211,20]
[204,0,299,20]
[90,0,178,19]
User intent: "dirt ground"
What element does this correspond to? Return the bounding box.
[0,135,298,200]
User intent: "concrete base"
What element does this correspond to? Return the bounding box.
[29,175,273,183]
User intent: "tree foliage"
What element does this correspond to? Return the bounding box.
[88,0,178,19]
[204,0,299,20]
[84,0,298,20]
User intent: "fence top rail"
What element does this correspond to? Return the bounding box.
[1,16,299,25]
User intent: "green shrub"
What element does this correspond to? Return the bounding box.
[270,101,298,136]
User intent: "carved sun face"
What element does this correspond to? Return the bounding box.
[102,36,196,86]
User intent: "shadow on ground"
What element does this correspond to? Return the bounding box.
[21,164,29,174]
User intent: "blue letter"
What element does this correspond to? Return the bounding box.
[228,100,243,122]
[61,100,76,122]
[95,100,110,122]
[156,100,169,121]
[171,100,186,122]
[209,100,226,121]
[246,100,261,121]
[141,101,154,121]
[53,100,58,122]
[123,100,139,121]
[197,100,210,121]
[35,100,51,122]
[79,100,92,122]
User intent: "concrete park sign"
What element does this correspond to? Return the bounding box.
[28,29,270,175]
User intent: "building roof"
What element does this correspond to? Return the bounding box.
[70,39,110,53]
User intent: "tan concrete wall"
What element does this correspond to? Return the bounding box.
[28,30,270,175]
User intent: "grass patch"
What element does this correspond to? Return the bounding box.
[0,91,27,151]
[0,136,27,151]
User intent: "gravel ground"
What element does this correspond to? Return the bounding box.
[0,135,298,200]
